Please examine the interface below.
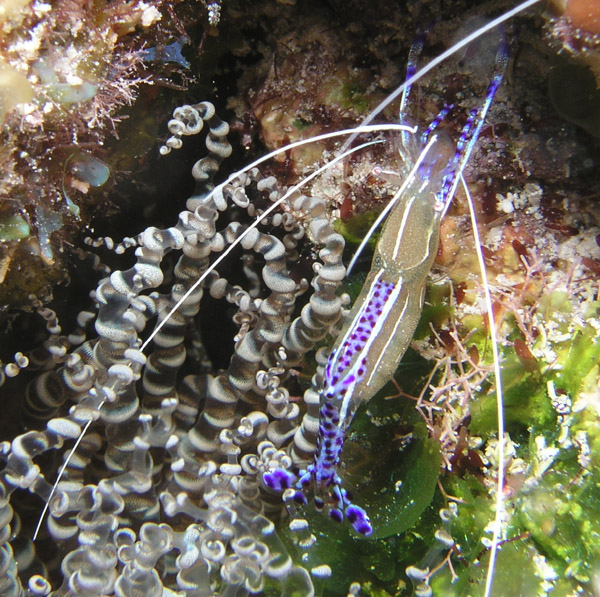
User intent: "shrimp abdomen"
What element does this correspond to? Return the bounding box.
[326,181,441,412]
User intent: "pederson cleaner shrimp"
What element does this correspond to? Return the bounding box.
[31,1,544,594]
[263,12,509,545]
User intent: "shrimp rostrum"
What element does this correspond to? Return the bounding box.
[264,32,510,536]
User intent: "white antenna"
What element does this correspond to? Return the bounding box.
[34,128,416,541]
[461,175,505,597]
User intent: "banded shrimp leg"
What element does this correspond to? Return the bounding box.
[263,25,510,538]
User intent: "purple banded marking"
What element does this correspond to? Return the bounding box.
[325,276,395,393]
[262,462,373,536]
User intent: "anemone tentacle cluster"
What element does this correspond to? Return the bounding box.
[0,102,347,596]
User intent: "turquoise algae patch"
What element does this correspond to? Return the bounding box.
[67,151,110,188]
[0,213,29,241]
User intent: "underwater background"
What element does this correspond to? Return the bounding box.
[0,0,599,595]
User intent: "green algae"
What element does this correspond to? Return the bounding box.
[366,430,441,540]
[338,81,370,114]
[553,325,600,399]
[430,541,546,597]
[334,209,382,248]
[518,469,600,583]
[0,213,29,241]
[420,282,600,594]
[469,345,554,435]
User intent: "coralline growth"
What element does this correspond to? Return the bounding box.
[0,0,216,311]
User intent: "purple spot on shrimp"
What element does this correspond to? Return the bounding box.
[263,468,295,491]
[354,518,373,536]
[292,491,308,505]
[346,504,372,535]
[329,508,343,523]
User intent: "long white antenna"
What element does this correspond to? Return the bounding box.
[461,175,505,597]
[33,412,100,541]
[213,124,416,200]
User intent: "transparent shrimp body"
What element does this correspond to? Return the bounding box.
[322,135,455,415]
[264,35,509,536]
[314,137,452,467]
[263,134,458,535]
